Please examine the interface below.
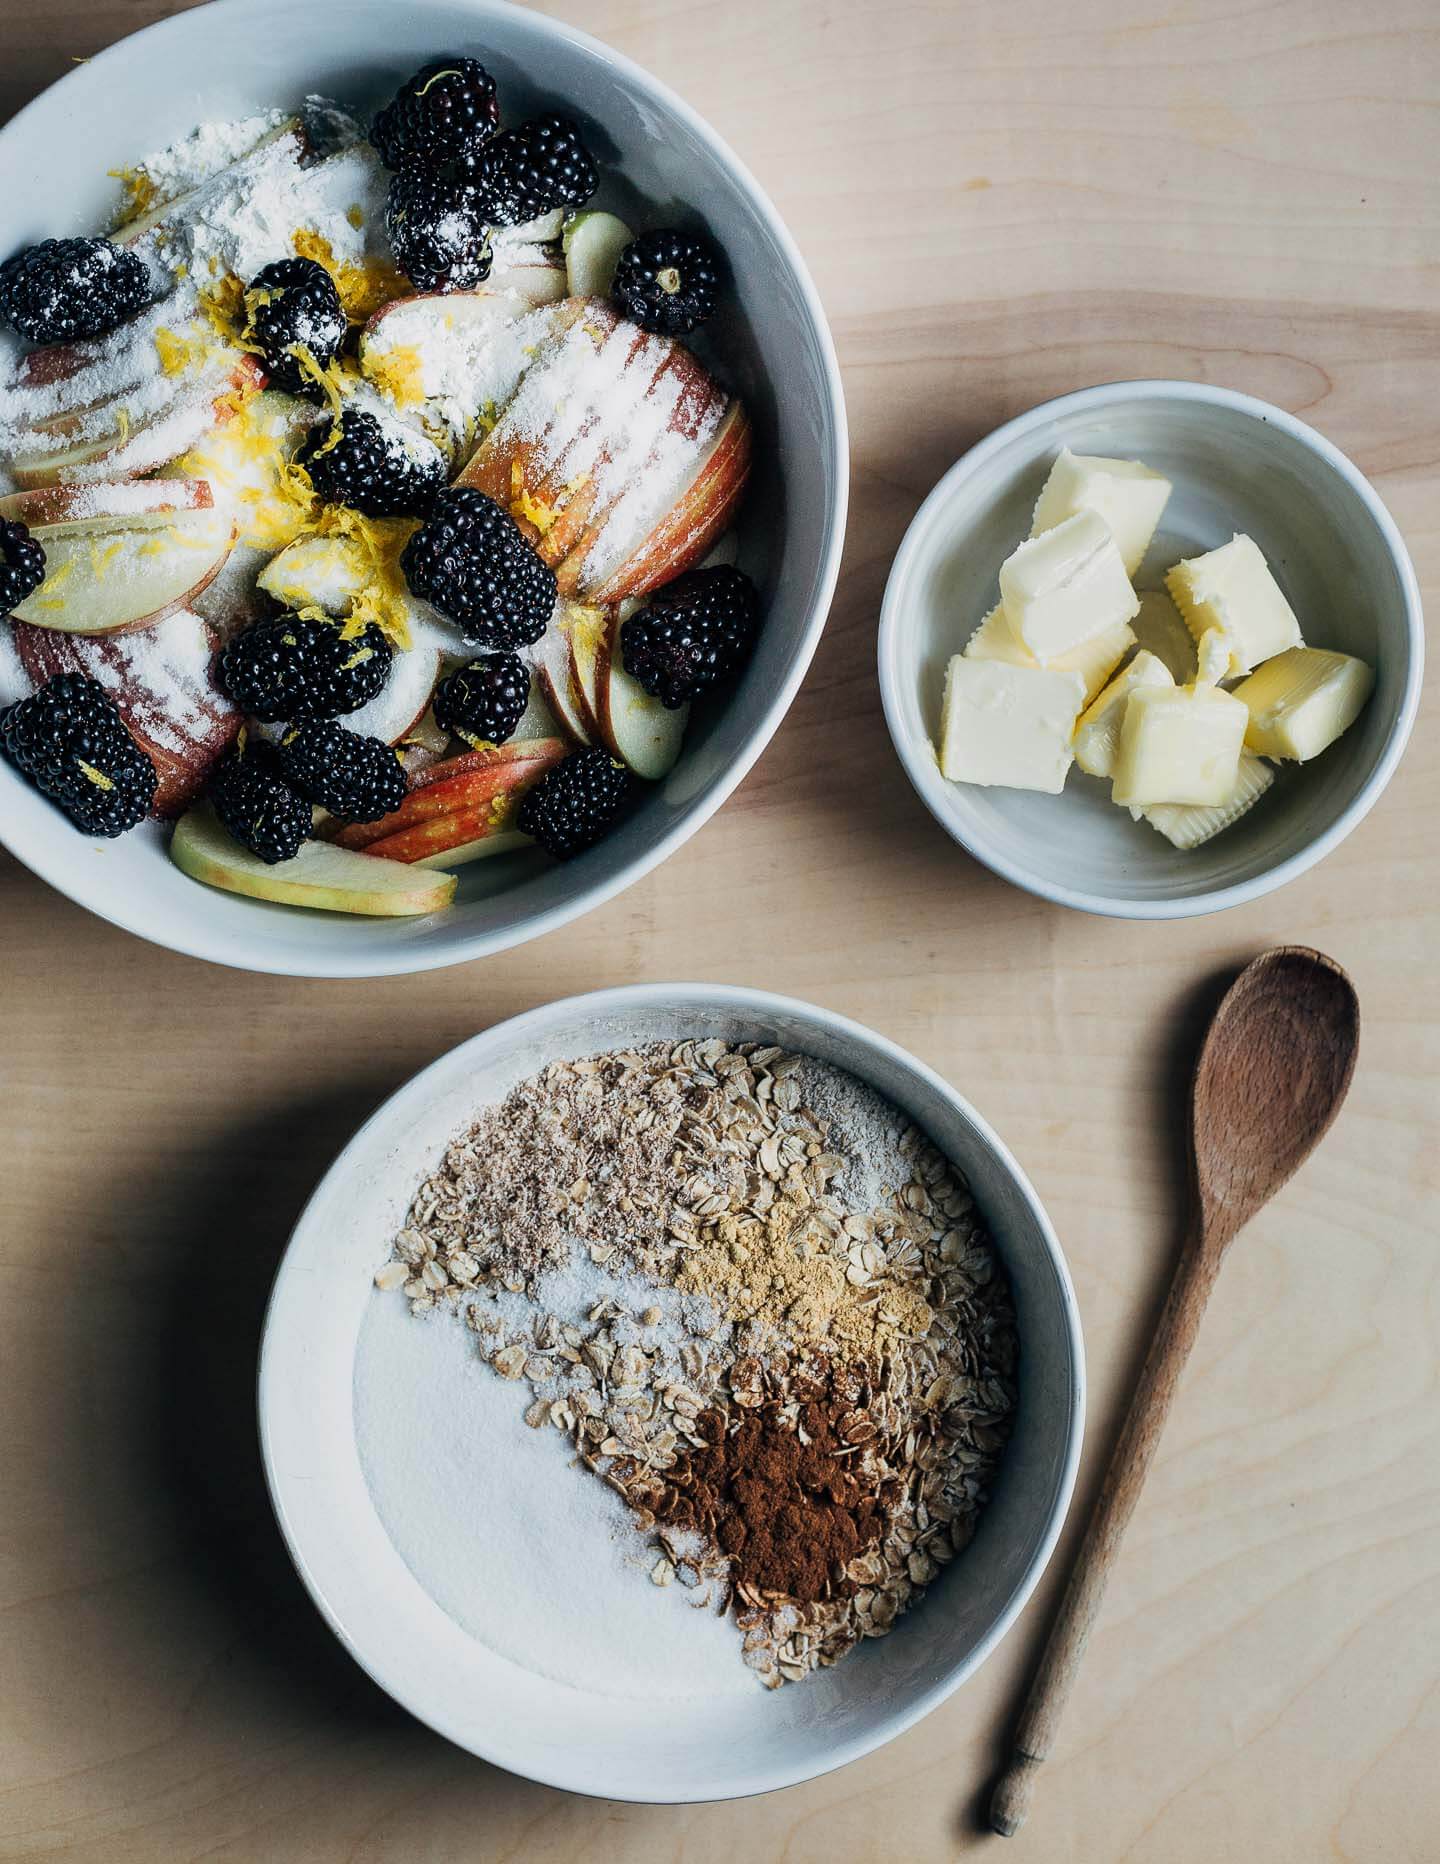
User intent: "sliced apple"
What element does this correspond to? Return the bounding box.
[14,607,241,816]
[563,602,610,740]
[408,738,569,789]
[596,607,689,780]
[10,355,266,490]
[11,504,237,635]
[170,804,456,916]
[487,255,568,306]
[412,828,530,869]
[0,477,214,536]
[535,619,593,746]
[344,643,442,745]
[585,400,753,606]
[563,211,634,298]
[333,744,564,850]
[359,291,564,433]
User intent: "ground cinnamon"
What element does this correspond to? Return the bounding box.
[652,1368,893,1604]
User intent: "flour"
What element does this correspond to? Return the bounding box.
[129,111,287,206]
[352,1291,757,1700]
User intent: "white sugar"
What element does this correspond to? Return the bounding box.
[131,111,286,203]
[353,1291,754,1699]
[0,624,30,706]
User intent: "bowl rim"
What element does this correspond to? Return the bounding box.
[0,0,849,978]
[257,981,1086,1801]
[877,378,1424,921]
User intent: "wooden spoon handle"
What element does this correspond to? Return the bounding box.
[989,1232,1220,1837]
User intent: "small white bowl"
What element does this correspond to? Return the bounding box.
[259,984,1084,1802]
[0,0,846,976]
[878,382,1423,919]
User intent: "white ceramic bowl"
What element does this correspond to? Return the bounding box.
[259,984,1084,1801]
[0,0,846,976]
[879,382,1423,918]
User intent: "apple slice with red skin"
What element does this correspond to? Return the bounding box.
[407,737,568,790]
[356,805,524,864]
[412,828,531,869]
[10,503,237,636]
[0,477,215,535]
[333,742,566,850]
[10,356,265,490]
[584,401,752,607]
[563,604,609,741]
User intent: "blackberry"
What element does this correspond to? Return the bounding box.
[274,719,407,822]
[517,746,629,859]
[470,114,597,227]
[209,737,310,864]
[220,613,393,721]
[370,57,500,174]
[0,672,156,836]
[0,518,46,615]
[611,229,721,337]
[386,170,492,293]
[620,566,760,707]
[298,407,446,518]
[433,652,530,747]
[0,238,150,346]
[242,257,346,395]
[401,487,556,649]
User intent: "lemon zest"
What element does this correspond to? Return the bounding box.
[292,227,410,324]
[365,342,427,408]
[77,759,115,792]
[108,165,160,226]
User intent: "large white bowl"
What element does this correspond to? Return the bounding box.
[259,984,1084,1801]
[879,382,1423,918]
[0,0,846,975]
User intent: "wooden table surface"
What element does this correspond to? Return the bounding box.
[3,1,1437,1859]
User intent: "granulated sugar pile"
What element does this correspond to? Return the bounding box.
[359,1040,1019,1695]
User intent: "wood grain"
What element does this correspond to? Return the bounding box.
[2,2,1438,1861]
[989,948,1362,1836]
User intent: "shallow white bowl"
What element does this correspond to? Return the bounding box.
[0,0,846,975]
[879,382,1423,919]
[259,984,1084,1801]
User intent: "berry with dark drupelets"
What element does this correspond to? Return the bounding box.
[242,257,346,395]
[620,565,760,708]
[0,238,150,346]
[611,228,721,337]
[208,736,310,864]
[470,114,597,227]
[516,745,629,859]
[401,487,556,649]
[432,652,530,747]
[370,56,500,174]
[0,672,156,836]
[220,613,393,721]
[0,518,46,615]
[297,407,446,518]
[273,719,408,822]
[386,170,492,293]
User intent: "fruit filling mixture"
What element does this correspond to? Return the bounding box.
[0,63,759,916]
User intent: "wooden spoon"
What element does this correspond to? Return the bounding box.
[988,946,1360,1838]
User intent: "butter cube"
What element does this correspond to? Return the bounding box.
[939,657,1087,793]
[1141,750,1275,849]
[999,510,1139,663]
[1031,449,1172,577]
[1231,646,1374,761]
[1111,683,1248,808]
[1072,649,1174,779]
[965,604,1135,705]
[1129,589,1197,683]
[1166,534,1303,677]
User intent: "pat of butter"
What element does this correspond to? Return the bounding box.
[1111,682,1248,808]
[1073,648,1174,779]
[998,510,1139,663]
[1140,750,1275,849]
[1166,534,1303,677]
[1231,646,1374,761]
[1129,588,1197,683]
[964,604,1135,705]
[939,656,1086,793]
[1031,449,1172,577]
